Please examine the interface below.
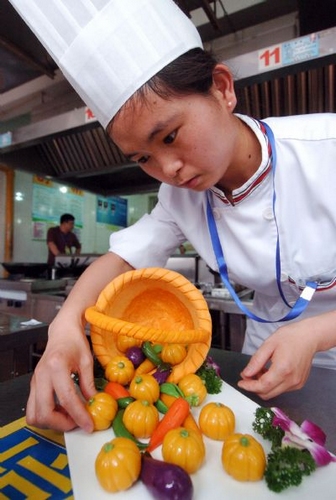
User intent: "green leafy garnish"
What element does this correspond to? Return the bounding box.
[264,447,316,493]
[196,357,223,394]
[252,407,284,450]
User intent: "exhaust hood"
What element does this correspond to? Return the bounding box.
[0,106,160,195]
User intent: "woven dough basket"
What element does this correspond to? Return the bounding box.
[85,267,212,383]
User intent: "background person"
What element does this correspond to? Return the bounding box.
[47,213,81,267]
[9,0,336,433]
[179,244,186,255]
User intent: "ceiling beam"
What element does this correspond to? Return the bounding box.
[0,35,55,79]
[199,0,222,31]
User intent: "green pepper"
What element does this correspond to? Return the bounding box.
[112,409,148,450]
[142,341,163,366]
[152,344,163,354]
[117,396,135,409]
[155,399,169,415]
[160,382,185,398]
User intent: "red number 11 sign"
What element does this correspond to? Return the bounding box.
[258,44,282,71]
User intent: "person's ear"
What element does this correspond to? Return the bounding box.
[211,64,237,110]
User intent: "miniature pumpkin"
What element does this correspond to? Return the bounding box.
[104,355,135,385]
[85,392,118,431]
[221,433,266,481]
[161,343,188,365]
[129,374,160,403]
[123,399,159,439]
[198,402,235,440]
[116,334,142,353]
[95,437,141,492]
[85,268,212,383]
[178,373,207,407]
[162,427,206,474]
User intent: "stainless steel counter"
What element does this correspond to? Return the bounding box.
[0,278,66,294]
[0,312,48,380]
[0,278,66,318]
[205,296,251,351]
[0,313,48,352]
[205,296,252,315]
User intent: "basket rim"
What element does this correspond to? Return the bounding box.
[95,267,208,317]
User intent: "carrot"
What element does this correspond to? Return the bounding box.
[104,381,130,399]
[160,393,178,408]
[134,358,156,376]
[147,397,190,452]
[183,412,202,438]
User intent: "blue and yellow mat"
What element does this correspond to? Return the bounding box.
[1,418,73,499]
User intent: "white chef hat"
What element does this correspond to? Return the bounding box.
[9,0,203,128]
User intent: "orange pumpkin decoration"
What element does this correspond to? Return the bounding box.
[85,267,212,383]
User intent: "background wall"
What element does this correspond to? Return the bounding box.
[1,169,158,275]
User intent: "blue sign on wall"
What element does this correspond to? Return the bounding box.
[96,196,127,227]
[0,131,12,148]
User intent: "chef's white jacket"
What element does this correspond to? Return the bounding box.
[110,113,336,369]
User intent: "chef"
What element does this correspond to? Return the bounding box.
[9,0,336,432]
[47,213,81,266]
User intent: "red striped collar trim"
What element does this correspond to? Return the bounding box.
[210,119,272,205]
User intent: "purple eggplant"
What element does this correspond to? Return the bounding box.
[125,346,145,368]
[140,453,193,500]
[153,365,171,384]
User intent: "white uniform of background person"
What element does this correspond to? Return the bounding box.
[110,112,336,370]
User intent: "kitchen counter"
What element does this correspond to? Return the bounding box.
[205,296,251,351]
[0,277,66,294]
[0,312,48,380]
[205,295,252,315]
[0,371,33,424]
[0,312,48,351]
[0,278,67,319]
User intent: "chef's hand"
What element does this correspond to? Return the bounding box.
[26,321,96,433]
[237,319,319,399]
[26,253,133,432]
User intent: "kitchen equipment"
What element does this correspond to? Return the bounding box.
[0,278,66,318]
[2,262,48,279]
[0,313,48,381]
[165,255,215,286]
[54,254,100,278]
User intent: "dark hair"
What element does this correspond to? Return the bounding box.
[143,48,218,98]
[60,213,75,224]
[109,48,218,129]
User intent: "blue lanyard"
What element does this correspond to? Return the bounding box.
[206,121,317,323]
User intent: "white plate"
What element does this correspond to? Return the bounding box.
[65,382,336,499]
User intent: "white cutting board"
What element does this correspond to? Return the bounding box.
[65,382,336,499]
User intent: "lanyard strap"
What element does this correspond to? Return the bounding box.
[206,122,317,323]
